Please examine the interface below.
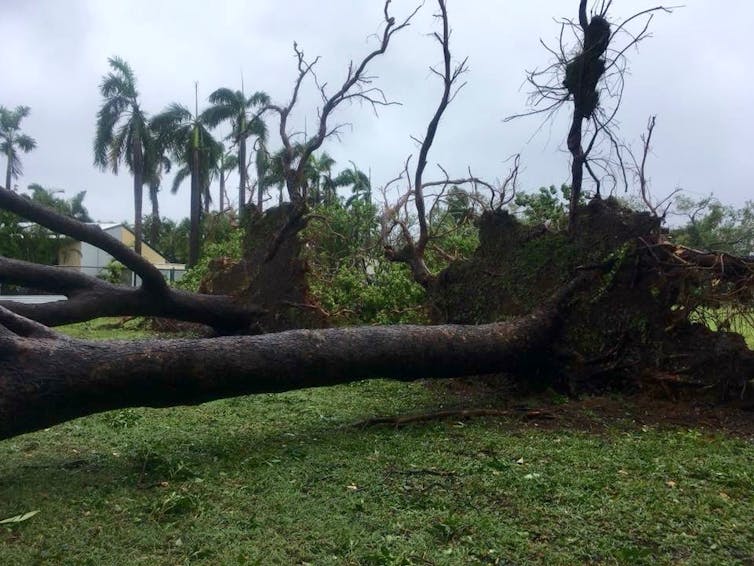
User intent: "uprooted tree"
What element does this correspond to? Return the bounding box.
[2,0,754,442]
[505,0,674,231]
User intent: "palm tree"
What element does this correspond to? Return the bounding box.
[1,105,37,192]
[152,101,222,267]
[93,56,150,255]
[334,165,371,206]
[143,134,172,247]
[307,152,336,205]
[202,88,268,218]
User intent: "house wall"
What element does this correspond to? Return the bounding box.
[55,224,185,284]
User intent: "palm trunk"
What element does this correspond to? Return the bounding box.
[188,147,201,268]
[133,138,144,256]
[238,137,247,219]
[149,183,160,247]
[219,170,225,213]
[4,152,12,192]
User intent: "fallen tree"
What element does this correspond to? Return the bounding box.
[0,185,264,331]
[0,274,586,440]
[1,1,752,445]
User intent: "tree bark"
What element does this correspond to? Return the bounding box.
[4,151,11,193]
[238,137,247,220]
[133,137,144,256]
[567,112,584,232]
[219,169,225,213]
[0,280,574,440]
[0,256,263,329]
[149,182,160,247]
[188,145,201,268]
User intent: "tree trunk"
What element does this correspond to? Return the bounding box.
[133,138,144,256]
[238,137,247,220]
[188,146,201,268]
[0,288,570,440]
[4,151,11,192]
[567,112,584,232]
[149,182,160,247]
[219,169,225,213]
[257,171,265,210]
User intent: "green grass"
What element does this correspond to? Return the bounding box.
[1,325,753,564]
[56,317,160,340]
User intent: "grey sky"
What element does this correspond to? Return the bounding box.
[2,1,752,223]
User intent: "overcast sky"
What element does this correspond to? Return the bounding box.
[2,1,752,223]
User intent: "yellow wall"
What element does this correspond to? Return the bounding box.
[117,227,167,264]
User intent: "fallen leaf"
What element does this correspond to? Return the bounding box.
[0,510,40,524]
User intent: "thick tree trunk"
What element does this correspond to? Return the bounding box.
[0,286,572,440]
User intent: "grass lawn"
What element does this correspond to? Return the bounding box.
[0,320,752,564]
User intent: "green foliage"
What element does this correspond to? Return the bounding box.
[93,56,149,176]
[304,197,480,325]
[513,184,572,228]
[97,260,129,285]
[0,185,92,265]
[672,196,754,255]
[303,199,428,324]
[177,225,243,291]
[27,183,92,222]
[143,216,190,263]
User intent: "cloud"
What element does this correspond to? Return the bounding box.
[2,0,752,224]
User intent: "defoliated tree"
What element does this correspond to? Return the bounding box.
[93,56,151,255]
[202,88,268,218]
[0,105,37,192]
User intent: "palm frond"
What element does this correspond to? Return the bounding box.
[105,56,137,96]
[171,166,190,194]
[245,91,270,108]
[108,122,131,174]
[244,115,267,141]
[15,134,36,153]
[200,104,237,129]
[207,88,241,107]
